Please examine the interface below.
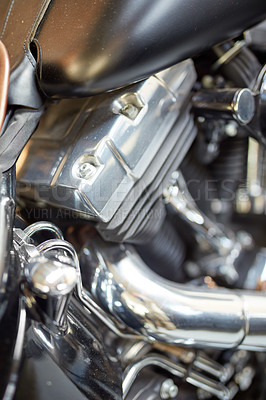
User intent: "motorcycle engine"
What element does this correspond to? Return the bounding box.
[17,60,196,243]
[1,8,266,400]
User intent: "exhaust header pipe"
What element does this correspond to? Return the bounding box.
[80,237,266,351]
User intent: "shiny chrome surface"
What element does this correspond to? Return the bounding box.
[236,137,266,214]
[24,254,77,331]
[80,236,266,351]
[122,354,236,400]
[15,224,79,332]
[24,221,64,240]
[32,298,122,400]
[244,249,266,290]
[163,171,234,256]
[192,88,255,125]
[17,60,196,225]
[163,171,255,284]
[0,40,9,134]
[213,41,246,71]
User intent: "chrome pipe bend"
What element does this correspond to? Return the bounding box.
[79,237,266,351]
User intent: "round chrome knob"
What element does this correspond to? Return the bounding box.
[24,254,77,331]
[192,88,255,125]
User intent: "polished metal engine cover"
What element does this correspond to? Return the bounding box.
[17,59,196,242]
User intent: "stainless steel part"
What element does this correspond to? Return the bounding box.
[163,171,254,284]
[80,236,266,351]
[163,171,234,256]
[212,41,246,71]
[17,59,197,242]
[160,379,178,399]
[193,352,233,384]
[236,137,266,215]
[244,248,266,290]
[192,88,255,125]
[122,354,237,400]
[15,224,79,332]
[24,221,64,240]
[121,340,233,383]
[32,297,122,400]
[24,254,77,331]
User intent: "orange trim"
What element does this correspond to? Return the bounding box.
[0,41,9,133]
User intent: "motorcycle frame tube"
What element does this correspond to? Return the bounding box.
[80,237,266,351]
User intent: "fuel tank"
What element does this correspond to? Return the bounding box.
[34,0,266,98]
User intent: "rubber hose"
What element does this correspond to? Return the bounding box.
[136,218,186,282]
[210,136,249,203]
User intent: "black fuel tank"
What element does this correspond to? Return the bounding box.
[34,0,266,98]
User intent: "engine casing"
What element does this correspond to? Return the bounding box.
[17,59,196,242]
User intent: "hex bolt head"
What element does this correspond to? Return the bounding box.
[120,103,139,119]
[225,121,238,137]
[160,379,178,399]
[77,162,97,180]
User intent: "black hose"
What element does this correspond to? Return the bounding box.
[210,136,248,205]
[136,218,186,282]
[181,151,218,217]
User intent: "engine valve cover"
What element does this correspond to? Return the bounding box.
[17,59,196,242]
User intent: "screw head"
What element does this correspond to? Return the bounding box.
[120,103,139,119]
[77,162,97,180]
[160,379,178,399]
[225,121,238,137]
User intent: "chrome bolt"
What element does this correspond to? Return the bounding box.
[236,231,253,249]
[235,366,255,391]
[77,162,96,180]
[201,75,214,89]
[24,254,77,332]
[120,103,139,119]
[225,121,238,137]
[160,379,178,399]
[185,261,200,278]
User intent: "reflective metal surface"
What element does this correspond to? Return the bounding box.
[122,354,237,400]
[15,224,79,333]
[236,137,266,215]
[32,298,122,400]
[24,221,64,240]
[80,236,266,351]
[163,171,256,285]
[163,171,235,256]
[192,88,255,125]
[17,60,196,242]
[24,254,77,331]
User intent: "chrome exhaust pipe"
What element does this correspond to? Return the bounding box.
[80,237,266,351]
